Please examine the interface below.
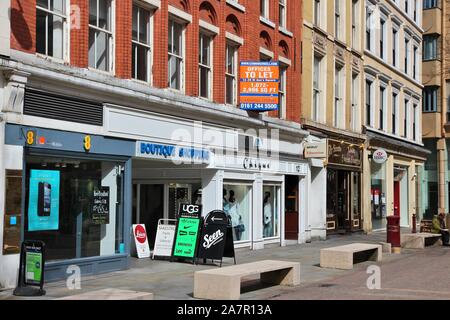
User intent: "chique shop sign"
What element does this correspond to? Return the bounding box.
[136,142,210,164]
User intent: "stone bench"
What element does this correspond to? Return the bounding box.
[401,233,442,249]
[193,260,300,300]
[55,288,154,300]
[320,243,382,270]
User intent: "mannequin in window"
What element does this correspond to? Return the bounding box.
[263,191,273,237]
[228,190,243,240]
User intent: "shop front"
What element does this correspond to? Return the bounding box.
[2,124,134,282]
[326,139,363,234]
[365,130,430,232]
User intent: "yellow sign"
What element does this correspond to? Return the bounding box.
[83,135,91,152]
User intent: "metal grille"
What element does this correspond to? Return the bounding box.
[24,88,103,126]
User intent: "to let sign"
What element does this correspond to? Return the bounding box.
[240,61,279,111]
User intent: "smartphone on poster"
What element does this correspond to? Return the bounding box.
[37,182,51,217]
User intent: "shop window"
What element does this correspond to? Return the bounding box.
[263,185,280,238]
[24,156,125,261]
[3,170,23,255]
[371,161,387,230]
[223,184,251,242]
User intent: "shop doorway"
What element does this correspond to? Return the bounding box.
[394,181,400,217]
[132,182,202,249]
[284,175,299,240]
[394,167,409,226]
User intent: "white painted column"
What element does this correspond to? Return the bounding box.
[298,175,308,244]
[100,163,118,256]
[252,174,264,250]
[201,170,222,216]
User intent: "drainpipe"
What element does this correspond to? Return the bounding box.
[438,1,447,214]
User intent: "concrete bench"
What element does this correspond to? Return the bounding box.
[55,288,154,300]
[320,243,382,270]
[193,260,300,300]
[401,233,442,249]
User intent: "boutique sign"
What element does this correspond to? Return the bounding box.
[136,141,210,164]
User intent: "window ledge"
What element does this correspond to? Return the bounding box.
[226,0,246,13]
[141,0,161,9]
[260,16,276,29]
[36,53,68,65]
[279,27,293,38]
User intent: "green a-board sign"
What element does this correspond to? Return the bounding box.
[25,251,42,285]
[172,217,201,258]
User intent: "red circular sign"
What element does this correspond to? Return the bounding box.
[134,225,147,244]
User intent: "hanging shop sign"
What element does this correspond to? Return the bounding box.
[372,149,388,164]
[172,205,202,262]
[133,224,151,258]
[92,187,110,225]
[240,61,279,111]
[28,170,60,231]
[304,141,328,159]
[13,240,46,296]
[136,142,210,164]
[327,139,362,168]
[153,219,177,259]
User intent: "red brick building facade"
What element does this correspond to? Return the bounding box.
[10,0,302,122]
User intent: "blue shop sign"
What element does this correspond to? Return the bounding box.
[137,142,210,164]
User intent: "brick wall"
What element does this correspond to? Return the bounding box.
[10,0,302,123]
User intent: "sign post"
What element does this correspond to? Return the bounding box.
[14,240,46,296]
[152,219,177,260]
[240,61,279,112]
[171,204,202,264]
[196,210,236,267]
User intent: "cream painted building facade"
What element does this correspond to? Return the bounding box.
[302,0,430,235]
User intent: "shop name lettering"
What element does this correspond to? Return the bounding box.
[140,143,209,161]
[243,158,271,170]
[203,230,224,249]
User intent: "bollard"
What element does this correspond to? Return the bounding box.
[412,214,417,233]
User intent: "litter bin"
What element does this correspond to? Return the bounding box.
[386,215,401,254]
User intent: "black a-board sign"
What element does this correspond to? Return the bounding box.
[171,204,202,264]
[13,240,46,296]
[92,187,110,224]
[196,210,236,267]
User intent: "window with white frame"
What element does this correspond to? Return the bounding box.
[199,32,213,99]
[132,3,151,82]
[36,0,67,60]
[225,42,238,105]
[404,98,409,138]
[314,0,321,27]
[279,0,286,28]
[380,17,386,60]
[413,102,418,141]
[392,91,399,134]
[335,0,341,40]
[423,34,438,61]
[413,44,418,80]
[260,0,269,19]
[379,85,386,131]
[351,72,360,131]
[352,0,359,49]
[279,65,287,119]
[89,0,113,72]
[168,18,184,90]
[366,6,373,51]
[334,63,344,128]
[365,79,373,127]
[405,37,410,75]
[313,55,322,122]
[392,27,399,67]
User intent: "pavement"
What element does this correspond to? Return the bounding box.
[2,230,450,300]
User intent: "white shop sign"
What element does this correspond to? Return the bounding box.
[133,224,151,259]
[152,219,176,259]
[373,149,388,164]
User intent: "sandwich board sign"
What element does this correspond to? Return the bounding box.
[133,224,151,258]
[196,210,236,266]
[152,219,176,259]
[13,240,46,296]
[171,204,202,263]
